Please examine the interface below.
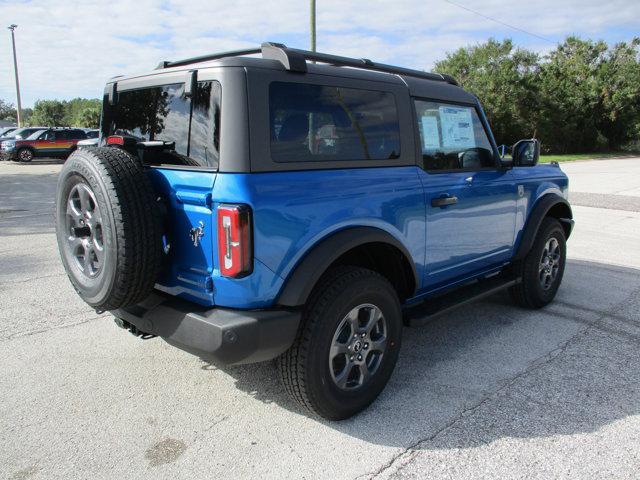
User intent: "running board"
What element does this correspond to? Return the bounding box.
[404,276,520,327]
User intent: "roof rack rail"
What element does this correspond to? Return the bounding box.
[260,42,459,86]
[155,42,458,86]
[156,47,261,70]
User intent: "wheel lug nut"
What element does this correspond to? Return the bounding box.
[357,355,362,361]
[361,333,366,338]
[350,356,354,361]
[364,343,369,349]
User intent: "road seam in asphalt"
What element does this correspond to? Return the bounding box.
[2,314,105,342]
[360,285,640,480]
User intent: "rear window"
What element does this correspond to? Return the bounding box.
[269,82,400,163]
[101,81,221,168]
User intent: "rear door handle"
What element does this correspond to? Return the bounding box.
[431,195,458,207]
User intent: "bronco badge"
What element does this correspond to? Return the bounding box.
[189,221,205,247]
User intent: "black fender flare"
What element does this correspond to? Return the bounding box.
[276,227,418,307]
[513,193,573,261]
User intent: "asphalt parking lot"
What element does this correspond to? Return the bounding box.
[1,157,639,479]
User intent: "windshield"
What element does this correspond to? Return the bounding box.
[3,129,24,139]
[8,128,39,139]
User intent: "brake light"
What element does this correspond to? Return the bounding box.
[107,135,124,145]
[217,204,252,278]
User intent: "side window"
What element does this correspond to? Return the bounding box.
[71,130,87,140]
[189,81,221,168]
[43,131,56,141]
[269,82,400,163]
[58,131,70,140]
[414,100,495,171]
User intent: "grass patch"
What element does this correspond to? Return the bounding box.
[540,152,639,163]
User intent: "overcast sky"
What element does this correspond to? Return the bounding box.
[1,0,639,107]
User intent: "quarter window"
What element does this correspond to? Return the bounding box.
[189,81,222,166]
[414,100,495,171]
[269,82,400,163]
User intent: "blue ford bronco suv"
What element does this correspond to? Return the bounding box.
[55,43,573,420]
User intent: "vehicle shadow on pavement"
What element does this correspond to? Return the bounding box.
[202,258,640,448]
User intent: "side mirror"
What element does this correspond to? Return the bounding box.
[512,139,540,166]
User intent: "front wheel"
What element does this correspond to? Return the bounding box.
[278,266,402,420]
[17,148,34,162]
[510,217,567,308]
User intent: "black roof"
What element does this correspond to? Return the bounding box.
[156,42,459,86]
[110,42,477,105]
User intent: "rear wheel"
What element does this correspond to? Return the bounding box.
[510,217,566,308]
[17,148,33,162]
[278,266,402,420]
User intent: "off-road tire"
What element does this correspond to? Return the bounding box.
[278,266,402,420]
[55,147,163,310]
[510,217,566,309]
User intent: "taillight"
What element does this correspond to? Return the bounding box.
[217,204,252,278]
[106,135,124,145]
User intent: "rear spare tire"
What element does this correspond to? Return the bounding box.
[55,147,162,311]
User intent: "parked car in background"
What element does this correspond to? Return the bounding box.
[0,127,17,137]
[0,126,46,143]
[84,129,100,139]
[1,128,87,162]
[0,127,47,160]
[77,137,99,150]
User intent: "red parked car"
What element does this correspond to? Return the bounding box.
[1,128,88,162]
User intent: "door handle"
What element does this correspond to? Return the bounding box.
[431,195,458,207]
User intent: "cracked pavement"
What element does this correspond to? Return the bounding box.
[1,158,639,479]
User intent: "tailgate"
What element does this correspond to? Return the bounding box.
[147,167,217,306]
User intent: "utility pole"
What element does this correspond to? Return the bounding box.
[8,24,23,127]
[308,0,317,152]
[310,0,316,52]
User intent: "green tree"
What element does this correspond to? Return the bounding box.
[77,106,101,128]
[0,99,17,121]
[538,37,640,153]
[65,98,102,126]
[537,37,609,153]
[30,100,67,126]
[435,39,540,147]
[594,38,640,150]
[436,37,640,153]
[21,107,33,125]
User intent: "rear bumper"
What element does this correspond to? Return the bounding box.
[113,292,300,365]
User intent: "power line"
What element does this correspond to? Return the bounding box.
[443,0,557,45]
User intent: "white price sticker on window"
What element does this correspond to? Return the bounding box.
[439,106,475,149]
[420,116,440,150]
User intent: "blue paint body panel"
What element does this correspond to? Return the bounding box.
[147,163,568,309]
